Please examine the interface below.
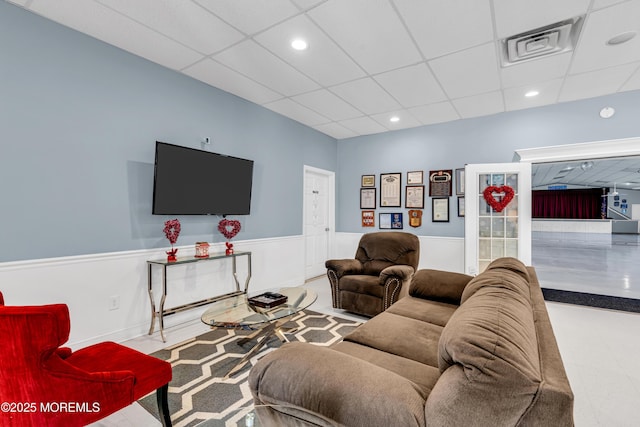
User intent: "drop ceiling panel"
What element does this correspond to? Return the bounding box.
[620,65,640,92]
[501,52,572,88]
[329,78,401,115]
[570,1,640,74]
[214,39,319,96]
[408,102,460,125]
[254,14,365,86]
[263,98,330,126]
[182,59,282,104]
[312,122,358,139]
[394,0,494,59]
[559,62,639,102]
[370,110,422,131]
[452,91,504,119]
[504,79,563,110]
[374,63,447,107]
[493,0,591,39]
[338,116,387,136]
[29,0,204,70]
[308,0,421,74]
[97,0,243,55]
[193,0,299,35]
[429,43,501,99]
[292,89,362,121]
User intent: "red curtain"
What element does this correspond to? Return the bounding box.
[532,188,603,219]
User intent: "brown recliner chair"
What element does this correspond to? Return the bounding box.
[326,231,420,317]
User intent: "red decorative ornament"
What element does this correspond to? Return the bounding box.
[163,219,181,262]
[218,219,241,255]
[483,185,515,213]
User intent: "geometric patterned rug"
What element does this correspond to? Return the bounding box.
[138,310,361,427]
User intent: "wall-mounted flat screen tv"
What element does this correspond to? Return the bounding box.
[152,141,254,215]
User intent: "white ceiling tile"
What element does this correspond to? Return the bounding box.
[592,0,627,10]
[338,116,388,136]
[312,122,357,139]
[570,1,640,74]
[501,52,572,88]
[408,102,460,125]
[214,40,319,96]
[394,0,493,59]
[374,63,447,107]
[504,79,563,111]
[308,0,421,74]
[620,64,640,92]
[560,63,639,102]
[5,0,28,6]
[330,78,401,115]
[370,110,422,130]
[493,0,591,39]
[29,0,204,70]
[254,15,365,86]
[182,59,282,104]
[97,0,243,55]
[263,98,330,126]
[194,0,299,35]
[452,91,505,119]
[292,90,362,121]
[429,43,501,99]
[290,0,325,11]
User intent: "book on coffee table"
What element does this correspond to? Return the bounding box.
[248,292,288,309]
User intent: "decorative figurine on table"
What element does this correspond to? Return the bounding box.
[218,219,241,255]
[163,218,181,262]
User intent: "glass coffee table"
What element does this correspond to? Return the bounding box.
[201,286,317,378]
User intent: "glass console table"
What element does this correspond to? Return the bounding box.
[147,251,251,342]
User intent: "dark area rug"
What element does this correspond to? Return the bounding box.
[542,288,640,313]
[138,309,361,427]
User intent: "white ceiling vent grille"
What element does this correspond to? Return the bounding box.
[501,16,584,67]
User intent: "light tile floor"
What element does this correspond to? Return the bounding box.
[93,232,640,426]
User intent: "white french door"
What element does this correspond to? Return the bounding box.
[303,166,335,280]
[464,162,532,275]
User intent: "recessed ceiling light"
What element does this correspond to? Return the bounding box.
[606,31,637,46]
[291,38,308,51]
[390,116,400,123]
[525,90,539,97]
[599,107,615,118]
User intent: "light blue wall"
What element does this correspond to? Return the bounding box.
[337,89,640,235]
[0,2,337,262]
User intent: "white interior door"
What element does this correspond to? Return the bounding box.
[303,166,335,279]
[464,162,531,275]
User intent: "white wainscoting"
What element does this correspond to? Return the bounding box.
[0,236,305,349]
[334,232,465,273]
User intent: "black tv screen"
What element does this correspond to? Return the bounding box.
[152,141,254,215]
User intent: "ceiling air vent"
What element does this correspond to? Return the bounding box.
[500,16,584,67]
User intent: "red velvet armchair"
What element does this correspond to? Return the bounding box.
[0,291,172,427]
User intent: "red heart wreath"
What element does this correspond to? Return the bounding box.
[483,185,515,213]
[218,219,241,240]
[163,219,181,244]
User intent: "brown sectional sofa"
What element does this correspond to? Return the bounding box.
[249,257,574,426]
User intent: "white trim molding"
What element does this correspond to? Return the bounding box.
[515,136,640,163]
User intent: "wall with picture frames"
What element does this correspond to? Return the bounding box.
[336,88,640,236]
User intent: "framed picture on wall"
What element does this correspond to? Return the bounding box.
[429,169,453,196]
[379,213,403,229]
[405,185,424,209]
[360,188,376,209]
[380,173,401,207]
[432,197,450,222]
[455,168,465,195]
[362,210,375,227]
[361,174,375,187]
[407,171,423,185]
[457,197,465,217]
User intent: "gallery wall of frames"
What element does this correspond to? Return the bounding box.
[359,168,465,229]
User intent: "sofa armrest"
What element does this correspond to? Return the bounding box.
[249,342,426,427]
[325,259,363,278]
[379,264,415,283]
[410,269,473,305]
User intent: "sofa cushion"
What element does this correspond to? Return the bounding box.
[339,275,384,298]
[460,257,531,305]
[331,341,441,396]
[409,269,473,305]
[343,312,442,367]
[386,296,457,328]
[427,262,541,426]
